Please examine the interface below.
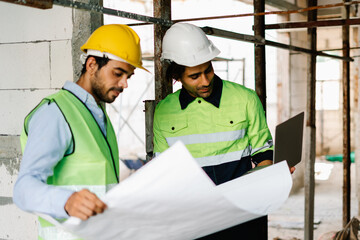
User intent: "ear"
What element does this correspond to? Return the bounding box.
[86,56,98,75]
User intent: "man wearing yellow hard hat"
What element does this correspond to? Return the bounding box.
[13,24,147,240]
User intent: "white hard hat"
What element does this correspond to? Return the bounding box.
[161,23,220,67]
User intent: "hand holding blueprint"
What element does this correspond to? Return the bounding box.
[45,141,292,239]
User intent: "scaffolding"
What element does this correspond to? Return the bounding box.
[2,0,358,238]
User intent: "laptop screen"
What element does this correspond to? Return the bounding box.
[273,112,304,167]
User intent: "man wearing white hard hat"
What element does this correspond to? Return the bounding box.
[13,24,148,240]
[153,22,273,239]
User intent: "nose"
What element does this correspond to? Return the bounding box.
[200,73,211,86]
[118,76,128,89]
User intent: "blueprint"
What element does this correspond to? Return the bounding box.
[42,141,292,240]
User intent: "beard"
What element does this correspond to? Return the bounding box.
[91,71,123,103]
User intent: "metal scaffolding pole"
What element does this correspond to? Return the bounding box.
[342,0,351,227]
[264,18,360,30]
[127,1,360,26]
[202,27,353,62]
[304,0,317,239]
[253,1,268,239]
[254,0,267,113]
[54,0,172,26]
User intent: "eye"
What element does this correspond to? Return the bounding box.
[115,72,123,77]
[190,74,199,80]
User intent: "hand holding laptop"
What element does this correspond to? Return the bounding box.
[246,112,304,175]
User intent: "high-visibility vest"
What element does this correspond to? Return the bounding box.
[153,79,273,167]
[20,89,119,240]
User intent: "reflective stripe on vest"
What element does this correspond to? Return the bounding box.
[165,129,246,146]
[157,146,251,167]
[195,145,251,167]
[38,223,81,240]
[153,79,274,167]
[251,139,273,155]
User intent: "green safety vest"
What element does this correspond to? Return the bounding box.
[20,89,119,240]
[153,79,273,167]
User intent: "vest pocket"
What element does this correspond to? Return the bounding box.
[159,117,188,133]
[213,112,248,128]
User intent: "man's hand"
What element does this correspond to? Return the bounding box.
[257,160,273,167]
[64,189,107,220]
[260,159,296,174]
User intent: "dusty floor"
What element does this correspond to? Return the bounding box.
[268,158,358,240]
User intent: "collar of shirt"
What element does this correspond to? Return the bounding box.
[179,74,223,110]
[63,81,96,104]
[63,81,107,136]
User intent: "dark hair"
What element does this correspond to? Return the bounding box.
[80,55,110,76]
[166,61,186,82]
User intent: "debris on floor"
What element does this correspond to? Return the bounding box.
[269,218,321,230]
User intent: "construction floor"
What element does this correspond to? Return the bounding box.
[268,157,359,240]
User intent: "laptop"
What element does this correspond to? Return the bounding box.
[273,112,305,167]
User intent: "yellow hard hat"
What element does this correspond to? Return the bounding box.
[81,24,148,72]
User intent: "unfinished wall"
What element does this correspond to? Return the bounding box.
[315,26,358,156]
[0,2,101,239]
[353,25,360,217]
[277,22,359,151]
[316,27,343,156]
[276,12,308,192]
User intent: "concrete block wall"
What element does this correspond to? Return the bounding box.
[315,27,358,155]
[0,3,74,135]
[276,17,360,192]
[276,19,360,156]
[0,3,74,238]
[0,2,100,238]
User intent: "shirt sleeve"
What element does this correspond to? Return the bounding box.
[13,102,74,219]
[246,91,274,165]
[153,106,170,157]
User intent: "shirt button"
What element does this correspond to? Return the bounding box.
[198,100,201,103]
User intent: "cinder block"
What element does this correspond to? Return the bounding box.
[0,135,21,160]
[0,135,37,238]
[0,2,72,43]
[0,42,51,89]
[0,204,37,239]
[0,136,21,197]
[318,28,342,50]
[0,89,57,135]
[51,40,74,88]
[0,164,19,196]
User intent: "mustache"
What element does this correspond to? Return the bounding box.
[197,85,210,90]
[109,87,124,93]
[197,80,213,90]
